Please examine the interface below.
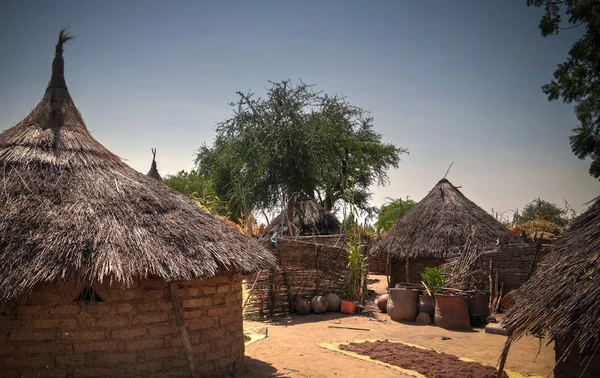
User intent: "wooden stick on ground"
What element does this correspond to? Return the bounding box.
[169,282,200,378]
[328,326,370,331]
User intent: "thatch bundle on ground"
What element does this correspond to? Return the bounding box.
[0,30,275,378]
[262,195,342,238]
[502,197,600,378]
[371,178,522,286]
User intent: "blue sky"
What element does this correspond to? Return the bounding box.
[1,0,598,220]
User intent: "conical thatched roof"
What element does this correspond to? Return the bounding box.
[0,30,275,302]
[503,197,600,361]
[262,195,342,237]
[371,178,521,259]
[147,148,162,181]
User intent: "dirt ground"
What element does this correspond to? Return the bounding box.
[238,275,555,378]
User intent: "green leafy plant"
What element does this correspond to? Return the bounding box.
[420,267,446,295]
[343,206,368,302]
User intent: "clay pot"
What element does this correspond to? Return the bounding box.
[386,288,418,322]
[376,294,388,313]
[295,296,310,315]
[416,312,431,325]
[418,294,434,316]
[434,294,470,330]
[468,292,490,326]
[324,293,341,312]
[311,296,328,314]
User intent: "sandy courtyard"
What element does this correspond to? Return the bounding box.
[238,275,555,378]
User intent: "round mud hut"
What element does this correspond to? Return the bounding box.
[502,197,600,378]
[371,178,522,286]
[0,30,276,378]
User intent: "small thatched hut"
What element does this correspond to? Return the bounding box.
[371,178,522,286]
[0,30,275,377]
[502,197,600,378]
[262,195,343,243]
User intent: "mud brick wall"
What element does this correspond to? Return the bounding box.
[368,255,388,275]
[0,271,243,378]
[390,258,445,288]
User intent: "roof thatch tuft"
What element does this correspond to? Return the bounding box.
[503,196,600,361]
[262,195,342,237]
[0,30,276,302]
[371,178,522,259]
[147,148,162,181]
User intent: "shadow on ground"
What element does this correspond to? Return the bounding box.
[235,356,288,377]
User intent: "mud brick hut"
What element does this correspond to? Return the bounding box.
[501,197,600,378]
[370,178,522,287]
[0,30,275,378]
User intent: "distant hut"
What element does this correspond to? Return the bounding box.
[147,148,162,181]
[371,178,521,286]
[502,197,600,378]
[262,195,343,245]
[0,30,275,378]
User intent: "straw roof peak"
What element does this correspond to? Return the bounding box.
[0,30,276,302]
[147,148,162,181]
[371,178,522,259]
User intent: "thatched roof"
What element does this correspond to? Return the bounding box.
[503,196,600,361]
[146,148,162,181]
[0,30,275,302]
[262,196,342,237]
[371,178,522,259]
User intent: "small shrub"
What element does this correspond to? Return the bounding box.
[421,267,446,295]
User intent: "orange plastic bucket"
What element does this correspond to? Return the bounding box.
[340,300,357,314]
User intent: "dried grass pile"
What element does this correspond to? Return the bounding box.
[0,30,276,303]
[503,196,600,368]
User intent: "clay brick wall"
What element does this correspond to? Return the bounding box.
[0,271,243,378]
[390,258,445,287]
[368,255,388,274]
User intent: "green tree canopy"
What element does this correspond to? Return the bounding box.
[527,0,600,179]
[196,80,407,219]
[374,197,416,233]
[163,170,230,217]
[518,198,569,229]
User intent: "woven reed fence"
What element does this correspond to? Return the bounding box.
[446,243,551,292]
[243,238,348,319]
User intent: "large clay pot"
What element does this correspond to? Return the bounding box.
[376,294,388,313]
[468,293,489,317]
[311,296,328,314]
[325,293,341,312]
[434,294,470,330]
[295,296,310,315]
[418,294,434,316]
[386,288,418,322]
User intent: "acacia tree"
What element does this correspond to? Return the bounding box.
[527,0,600,179]
[196,80,406,220]
[374,197,416,233]
[517,198,569,233]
